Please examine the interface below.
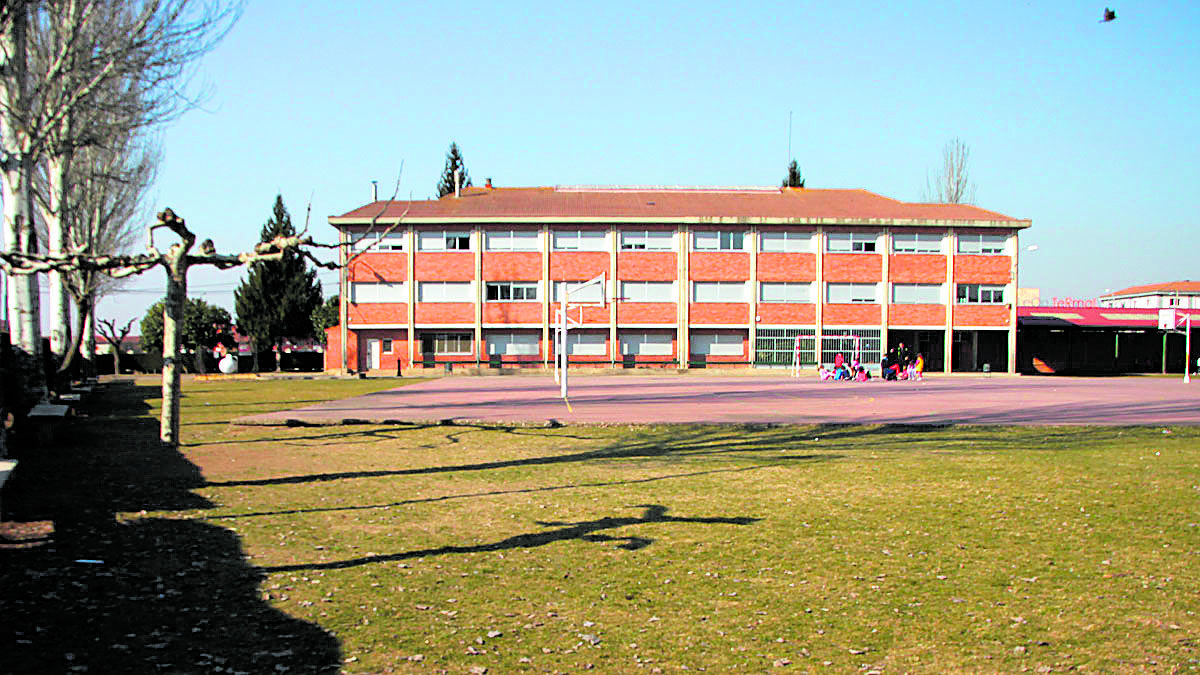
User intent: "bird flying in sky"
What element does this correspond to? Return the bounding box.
[1100,7,1117,22]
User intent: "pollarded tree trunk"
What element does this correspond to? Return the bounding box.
[81,300,96,379]
[161,241,190,446]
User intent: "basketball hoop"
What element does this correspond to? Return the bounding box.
[1159,309,1193,384]
[554,274,608,405]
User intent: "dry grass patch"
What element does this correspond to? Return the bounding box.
[1,378,1198,673]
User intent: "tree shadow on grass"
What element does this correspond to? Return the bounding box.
[264,503,760,574]
[0,380,341,674]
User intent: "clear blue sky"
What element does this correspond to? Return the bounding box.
[94,0,1199,328]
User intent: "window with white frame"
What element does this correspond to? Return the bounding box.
[428,333,473,355]
[418,230,471,251]
[692,281,747,303]
[956,284,1006,304]
[759,281,812,304]
[552,229,607,251]
[693,230,745,251]
[620,230,674,250]
[620,332,673,356]
[485,281,538,302]
[350,281,407,303]
[620,281,675,302]
[351,231,405,252]
[567,331,607,356]
[484,229,539,251]
[381,339,393,353]
[486,332,539,356]
[891,283,944,304]
[892,232,943,254]
[418,281,473,302]
[690,333,743,356]
[826,282,878,303]
[552,280,605,303]
[760,230,812,252]
[957,233,1007,255]
[826,232,878,253]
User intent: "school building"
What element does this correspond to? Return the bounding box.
[324,185,1032,374]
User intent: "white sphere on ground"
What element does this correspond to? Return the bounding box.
[218,354,237,374]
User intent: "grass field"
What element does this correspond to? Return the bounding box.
[2,377,1199,673]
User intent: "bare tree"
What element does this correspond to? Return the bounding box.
[924,137,977,204]
[2,0,239,404]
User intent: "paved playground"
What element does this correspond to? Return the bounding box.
[234,374,1200,427]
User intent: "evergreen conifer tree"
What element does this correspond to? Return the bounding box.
[234,195,323,371]
[782,160,805,188]
[437,142,472,197]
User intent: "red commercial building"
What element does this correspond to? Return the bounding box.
[326,185,1031,374]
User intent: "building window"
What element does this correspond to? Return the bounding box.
[692,281,747,303]
[381,339,393,353]
[418,281,473,302]
[892,233,943,254]
[566,331,607,356]
[553,230,607,251]
[350,281,407,303]
[620,332,673,356]
[826,232,878,253]
[693,230,745,250]
[418,230,471,251]
[826,282,878,304]
[956,284,1006,304]
[429,333,473,355]
[552,280,605,303]
[485,281,538,302]
[351,231,404,252]
[760,230,812,252]
[892,283,944,304]
[690,332,744,357]
[620,281,675,302]
[484,229,539,251]
[821,329,882,366]
[486,332,539,356]
[957,233,1006,255]
[620,230,674,251]
[759,282,812,304]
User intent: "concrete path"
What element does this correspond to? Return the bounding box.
[234,375,1200,427]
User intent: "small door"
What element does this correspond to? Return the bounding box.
[366,339,381,370]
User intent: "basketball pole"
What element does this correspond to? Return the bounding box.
[1186,314,1192,385]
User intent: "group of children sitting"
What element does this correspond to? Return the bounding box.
[817,343,926,382]
[817,353,871,382]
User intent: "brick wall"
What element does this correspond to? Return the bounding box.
[617,252,677,280]
[889,304,945,326]
[415,252,474,280]
[348,252,407,282]
[617,303,676,324]
[348,302,406,324]
[953,255,1011,284]
[757,304,816,324]
[756,253,816,281]
[824,304,882,324]
[823,254,882,282]
[415,302,474,324]
[483,252,541,281]
[953,305,1010,326]
[689,303,750,324]
[889,255,947,283]
[550,251,608,280]
[690,252,749,280]
[483,302,542,324]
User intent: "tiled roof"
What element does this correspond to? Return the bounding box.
[1101,281,1200,298]
[330,186,1028,225]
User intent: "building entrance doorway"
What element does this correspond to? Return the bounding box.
[365,339,381,370]
[887,330,944,371]
[953,330,1008,372]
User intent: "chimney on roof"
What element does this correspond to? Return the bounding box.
[485,178,492,189]
[371,180,378,202]
[453,169,461,198]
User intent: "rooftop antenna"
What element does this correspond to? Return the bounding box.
[787,110,793,165]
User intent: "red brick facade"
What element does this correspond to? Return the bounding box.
[327,186,1029,373]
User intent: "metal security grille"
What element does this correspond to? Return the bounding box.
[755,328,816,367]
[821,328,882,366]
